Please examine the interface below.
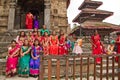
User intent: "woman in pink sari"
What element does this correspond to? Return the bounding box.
[6,40,20,77]
[91,30,103,64]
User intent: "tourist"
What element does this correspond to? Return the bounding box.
[30,39,42,77]
[72,38,83,55]
[58,30,66,55]
[6,40,20,77]
[40,25,50,35]
[16,31,26,46]
[107,40,115,54]
[33,16,39,29]
[43,31,50,55]
[25,12,33,29]
[115,32,120,62]
[18,39,31,77]
[91,30,103,64]
[49,31,59,55]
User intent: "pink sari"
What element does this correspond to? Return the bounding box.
[6,45,19,75]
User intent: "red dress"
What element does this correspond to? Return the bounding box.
[25,13,33,29]
[59,35,66,55]
[49,35,59,55]
[91,34,102,64]
[43,36,50,55]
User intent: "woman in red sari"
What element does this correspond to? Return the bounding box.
[49,31,59,55]
[16,31,26,47]
[25,12,33,29]
[6,40,20,77]
[115,33,120,62]
[91,30,103,64]
[43,32,50,55]
[58,30,66,55]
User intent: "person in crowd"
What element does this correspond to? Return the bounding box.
[107,40,115,55]
[64,37,70,55]
[49,31,59,55]
[37,32,43,45]
[30,39,42,77]
[91,30,103,64]
[27,31,34,46]
[40,25,50,35]
[18,39,31,77]
[43,31,50,55]
[72,38,83,55]
[115,32,120,62]
[16,31,26,46]
[32,28,38,41]
[25,12,33,29]
[33,16,39,29]
[58,30,66,55]
[6,40,20,77]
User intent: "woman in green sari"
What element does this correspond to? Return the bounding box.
[18,39,31,77]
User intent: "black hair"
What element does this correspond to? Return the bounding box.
[19,31,26,37]
[11,40,17,44]
[33,39,40,46]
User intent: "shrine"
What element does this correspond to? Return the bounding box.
[0,0,70,32]
[71,0,120,37]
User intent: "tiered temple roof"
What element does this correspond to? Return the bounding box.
[71,0,120,36]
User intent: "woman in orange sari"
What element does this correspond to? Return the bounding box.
[49,31,59,55]
[25,12,33,29]
[43,32,50,55]
[6,40,20,77]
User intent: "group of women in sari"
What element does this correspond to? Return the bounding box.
[6,26,71,78]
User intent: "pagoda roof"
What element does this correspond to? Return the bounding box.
[73,9,113,23]
[79,0,103,10]
[70,21,120,35]
[80,21,119,30]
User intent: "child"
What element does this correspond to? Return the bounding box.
[72,38,83,55]
[30,39,42,77]
[107,40,115,54]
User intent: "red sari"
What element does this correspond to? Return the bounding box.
[91,34,102,64]
[49,35,59,55]
[6,45,20,75]
[115,37,120,62]
[25,13,33,29]
[43,36,50,55]
[59,35,66,55]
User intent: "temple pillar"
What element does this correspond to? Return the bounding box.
[7,0,16,30]
[44,0,50,29]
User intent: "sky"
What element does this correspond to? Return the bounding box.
[67,0,120,28]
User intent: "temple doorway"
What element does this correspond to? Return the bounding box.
[15,0,44,29]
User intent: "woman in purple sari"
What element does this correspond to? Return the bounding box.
[33,16,39,29]
[30,39,42,77]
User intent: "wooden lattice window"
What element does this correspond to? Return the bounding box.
[53,9,58,14]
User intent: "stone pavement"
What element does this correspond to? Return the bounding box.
[0,76,37,80]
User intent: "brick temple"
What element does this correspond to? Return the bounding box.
[0,0,70,32]
[71,0,120,37]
